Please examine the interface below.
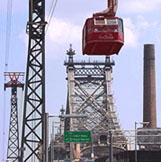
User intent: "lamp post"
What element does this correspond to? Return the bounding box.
[48,114,60,162]
[91,131,94,159]
[135,122,149,162]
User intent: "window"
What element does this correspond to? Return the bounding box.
[118,19,123,33]
[94,19,106,25]
[94,19,118,26]
[100,135,107,144]
[106,19,118,25]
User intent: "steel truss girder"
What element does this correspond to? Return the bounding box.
[74,68,105,76]
[20,0,46,162]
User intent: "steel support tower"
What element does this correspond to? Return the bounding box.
[4,72,24,162]
[20,0,46,161]
[64,45,126,159]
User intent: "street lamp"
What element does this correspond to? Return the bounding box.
[135,122,149,162]
[48,114,63,162]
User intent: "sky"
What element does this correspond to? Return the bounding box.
[1,0,161,161]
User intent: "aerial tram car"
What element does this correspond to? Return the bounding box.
[82,0,124,56]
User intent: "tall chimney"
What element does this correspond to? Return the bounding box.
[143,44,157,128]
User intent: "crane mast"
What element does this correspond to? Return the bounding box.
[20,0,47,161]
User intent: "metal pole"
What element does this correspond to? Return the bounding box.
[44,113,49,162]
[49,118,57,162]
[135,122,137,162]
[51,121,55,162]
[109,131,113,162]
[58,148,59,162]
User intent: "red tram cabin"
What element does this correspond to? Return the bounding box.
[82,15,124,56]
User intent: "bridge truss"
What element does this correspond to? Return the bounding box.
[64,46,127,159]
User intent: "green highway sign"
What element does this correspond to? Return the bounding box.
[64,131,91,143]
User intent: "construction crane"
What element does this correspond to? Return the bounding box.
[19,0,47,161]
[82,0,124,56]
[4,72,24,162]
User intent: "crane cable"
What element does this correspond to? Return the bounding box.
[2,0,13,161]
[45,0,58,34]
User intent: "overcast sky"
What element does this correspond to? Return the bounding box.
[1,0,161,161]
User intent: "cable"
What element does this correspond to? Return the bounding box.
[2,0,13,161]
[48,0,56,21]
[45,0,58,34]
[4,0,13,72]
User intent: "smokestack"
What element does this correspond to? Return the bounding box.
[143,44,157,128]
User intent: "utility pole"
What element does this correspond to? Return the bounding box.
[4,72,24,162]
[20,0,46,161]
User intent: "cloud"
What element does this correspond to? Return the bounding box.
[19,32,28,47]
[136,16,149,30]
[120,0,161,14]
[47,18,82,44]
[18,18,82,60]
[123,16,160,48]
[46,18,82,59]
[123,18,139,48]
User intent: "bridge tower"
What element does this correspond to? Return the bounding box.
[4,72,24,162]
[20,0,47,161]
[64,45,126,159]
